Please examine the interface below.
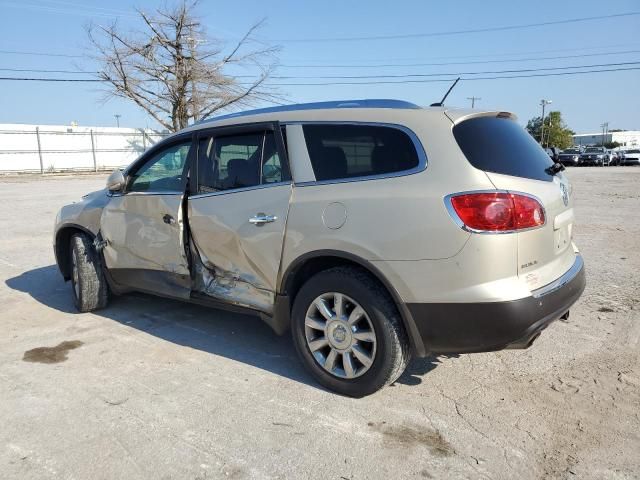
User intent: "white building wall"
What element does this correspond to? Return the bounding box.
[0,124,167,173]
[573,131,640,148]
[611,131,640,148]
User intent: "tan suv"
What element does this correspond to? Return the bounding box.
[54,100,586,397]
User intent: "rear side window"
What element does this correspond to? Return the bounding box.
[302,124,420,181]
[453,116,554,182]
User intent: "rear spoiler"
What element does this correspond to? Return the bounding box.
[444,109,517,125]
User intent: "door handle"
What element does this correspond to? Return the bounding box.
[249,213,277,226]
[163,214,175,225]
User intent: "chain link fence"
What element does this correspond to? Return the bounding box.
[0,125,169,173]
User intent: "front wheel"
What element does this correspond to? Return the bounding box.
[291,267,411,397]
[70,233,109,312]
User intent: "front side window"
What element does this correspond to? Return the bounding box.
[302,124,420,182]
[197,131,288,193]
[128,141,191,192]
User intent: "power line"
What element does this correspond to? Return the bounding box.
[282,42,640,64]
[277,49,640,69]
[269,12,640,43]
[2,0,138,19]
[1,65,639,85]
[3,61,640,83]
[0,49,84,58]
[0,43,640,64]
[271,67,640,87]
[0,77,101,82]
[0,13,636,61]
[6,51,640,78]
[263,61,640,84]
[37,0,135,16]
[0,67,94,74]
[268,66,640,86]
[263,60,640,80]
[459,66,640,83]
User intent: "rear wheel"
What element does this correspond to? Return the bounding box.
[70,233,109,312]
[291,267,411,397]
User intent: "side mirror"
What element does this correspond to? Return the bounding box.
[106,169,126,192]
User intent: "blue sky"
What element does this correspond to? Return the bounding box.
[0,0,638,133]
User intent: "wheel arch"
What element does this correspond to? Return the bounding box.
[277,250,426,356]
[54,224,96,280]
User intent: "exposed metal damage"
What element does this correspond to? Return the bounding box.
[190,239,274,314]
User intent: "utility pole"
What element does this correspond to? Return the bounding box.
[540,99,552,147]
[114,114,121,128]
[467,96,481,108]
[600,122,609,147]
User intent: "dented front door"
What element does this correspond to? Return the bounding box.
[100,138,193,298]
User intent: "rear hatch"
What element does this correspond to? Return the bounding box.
[448,112,576,291]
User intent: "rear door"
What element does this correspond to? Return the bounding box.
[100,136,193,298]
[451,114,576,291]
[187,123,292,313]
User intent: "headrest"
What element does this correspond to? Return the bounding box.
[226,158,258,188]
[316,146,347,180]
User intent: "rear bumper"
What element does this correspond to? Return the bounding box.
[407,254,586,354]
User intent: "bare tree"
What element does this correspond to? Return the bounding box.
[88,1,280,131]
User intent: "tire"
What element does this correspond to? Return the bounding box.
[291,266,411,397]
[69,233,109,312]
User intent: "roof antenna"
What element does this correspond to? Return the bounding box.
[430,77,461,107]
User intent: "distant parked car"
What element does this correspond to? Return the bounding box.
[580,147,610,166]
[623,149,640,165]
[609,150,624,166]
[558,148,583,166]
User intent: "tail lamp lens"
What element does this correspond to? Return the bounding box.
[449,192,545,232]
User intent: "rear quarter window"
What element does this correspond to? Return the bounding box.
[453,116,554,182]
[302,124,420,181]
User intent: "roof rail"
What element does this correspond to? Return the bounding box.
[199,99,421,124]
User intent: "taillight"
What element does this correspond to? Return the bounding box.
[447,192,545,232]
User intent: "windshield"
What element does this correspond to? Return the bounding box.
[585,147,604,153]
[563,149,581,154]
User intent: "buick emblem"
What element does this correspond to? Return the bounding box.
[560,183,569,207]
[333,325,347,343]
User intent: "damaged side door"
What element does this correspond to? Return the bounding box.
[99,135,194,298]
[187,123,292,314]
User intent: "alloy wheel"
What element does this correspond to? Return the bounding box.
[304,292,377,379]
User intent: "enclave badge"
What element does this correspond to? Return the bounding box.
[560,182,569,206]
